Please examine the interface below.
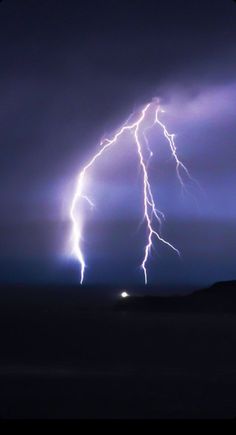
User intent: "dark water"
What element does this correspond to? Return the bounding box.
[0,286,236,419]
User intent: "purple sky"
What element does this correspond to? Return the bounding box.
[0,0,236,289]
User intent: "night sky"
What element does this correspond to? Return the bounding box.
[0,0,236,289]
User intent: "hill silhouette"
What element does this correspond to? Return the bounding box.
[0,280,236,418]
[114,280,236,313]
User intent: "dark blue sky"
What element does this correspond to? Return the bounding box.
[0,0,236,289]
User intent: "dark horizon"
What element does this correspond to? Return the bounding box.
[1,1,236,420]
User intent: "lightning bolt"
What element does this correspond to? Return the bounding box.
[70,99,194,285]
[154,106,193,192]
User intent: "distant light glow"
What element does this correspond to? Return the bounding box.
[121,291,129,298]
[70,98,195,285]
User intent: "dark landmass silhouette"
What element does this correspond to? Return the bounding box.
[115,281,236,313]
[0,280,236,419]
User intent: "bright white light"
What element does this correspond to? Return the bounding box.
[121,291,129,298]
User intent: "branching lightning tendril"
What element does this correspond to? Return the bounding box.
[70,99,194,285]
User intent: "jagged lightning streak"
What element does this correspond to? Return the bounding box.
[154,107,195,192]
[70,100,193,285]
[134,105,180,285]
